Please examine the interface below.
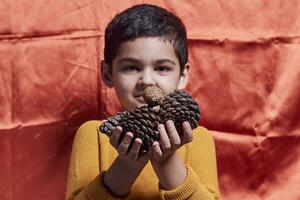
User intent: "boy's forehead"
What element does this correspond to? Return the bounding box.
[114,37,179,63]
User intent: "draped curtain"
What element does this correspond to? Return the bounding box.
[0,0,299,199]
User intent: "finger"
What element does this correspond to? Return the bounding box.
[151,141,163,160]
[165,120,181,148]
[109,126,122,148]
[117,132,133,155]
[127,138,142,160]
[157,124,171,152]
[182,122,193,144]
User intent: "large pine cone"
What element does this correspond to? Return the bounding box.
[99,86,200,153]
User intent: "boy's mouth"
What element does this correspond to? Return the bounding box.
[135,96,145,104]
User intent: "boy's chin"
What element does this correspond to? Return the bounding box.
[133,102,147,109]
[135,102,147,108]
[137,103,147,107]
[125,101,146,111]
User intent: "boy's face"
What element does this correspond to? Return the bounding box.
[102,37,189,111]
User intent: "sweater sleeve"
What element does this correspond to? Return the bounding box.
[159,127,220,200]
[65,120,129,200]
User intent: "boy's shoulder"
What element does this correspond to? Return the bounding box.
[78,120,102,130]
[193,125,211,135]
[77,120,102,131]
[75,120,102,140]
[192,126,215,145]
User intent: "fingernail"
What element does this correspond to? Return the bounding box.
[158,124,164,130]
[125,134,132,143]
[152,141,158,147]
[183,122,188,127]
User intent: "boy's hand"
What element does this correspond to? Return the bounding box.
[109,126,151,165]
[151,120,193,163]
[149,120,193,190]
[104,127,151,196]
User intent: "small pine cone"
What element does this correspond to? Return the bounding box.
[143,86,165,106]
[99,87,201,154]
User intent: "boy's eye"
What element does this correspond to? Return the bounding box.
[121,65,140,72]
[155,66,171,72]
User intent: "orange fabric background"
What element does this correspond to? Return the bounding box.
[1,0,300,199]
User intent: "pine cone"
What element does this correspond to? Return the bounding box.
[99,86,201,153]
[159,90,200,135]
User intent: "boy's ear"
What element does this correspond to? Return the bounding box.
[177,63,190,90]
[100,60,113,88]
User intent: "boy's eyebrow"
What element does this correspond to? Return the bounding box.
[155,59,176,65]
[118,57,141,63]
[118,57,176,65]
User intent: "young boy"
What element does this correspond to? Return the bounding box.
[66,4,219,200]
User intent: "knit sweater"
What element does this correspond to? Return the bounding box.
[66,120,220,200]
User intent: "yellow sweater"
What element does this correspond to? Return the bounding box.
[66,120,220,200]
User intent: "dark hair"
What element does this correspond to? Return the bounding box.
[104,4,188,73]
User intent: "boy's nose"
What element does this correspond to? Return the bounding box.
[138,70,155,87]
